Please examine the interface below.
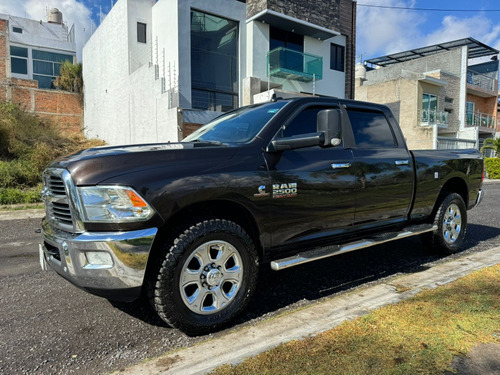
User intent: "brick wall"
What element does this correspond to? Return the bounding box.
[0,18,83,134]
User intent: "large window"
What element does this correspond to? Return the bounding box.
[269,26,304,73]
[32,49,73,89]
[422,93,437,123]
[330,43,345,72]
[191,10,238,111]
[10,46,28,75]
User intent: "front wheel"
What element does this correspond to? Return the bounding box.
[421,192,467,255]
[149,219,259,336]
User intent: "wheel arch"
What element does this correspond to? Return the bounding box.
[440,177,469,207]
[145,199,264,280]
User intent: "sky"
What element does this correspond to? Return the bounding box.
[0,0,500,63]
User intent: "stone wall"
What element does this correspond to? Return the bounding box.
[0,18,83,133]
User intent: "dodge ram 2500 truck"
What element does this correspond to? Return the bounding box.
[40,97,484,335]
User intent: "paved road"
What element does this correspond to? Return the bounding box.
[1,181,499,375]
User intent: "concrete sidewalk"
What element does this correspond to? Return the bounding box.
[117,246,500,375]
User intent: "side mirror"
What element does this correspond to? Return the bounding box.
[317,109,342,147]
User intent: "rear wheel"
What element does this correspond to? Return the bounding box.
[149,219,258,336]
[421,193,467,255]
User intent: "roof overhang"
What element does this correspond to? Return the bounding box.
[247,9,340,41]
[419,75,447,86]
[366,37,499,67]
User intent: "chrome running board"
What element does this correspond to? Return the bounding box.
[270,223,438,271]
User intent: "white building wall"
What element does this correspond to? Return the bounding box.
[127,0,154,73]
[83,0,133,144]
[305,34,346,98]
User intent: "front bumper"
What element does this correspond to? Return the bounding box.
[40,218,158,301]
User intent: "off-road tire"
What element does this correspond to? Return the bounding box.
[421,192,467,255]
[148,219,258,336]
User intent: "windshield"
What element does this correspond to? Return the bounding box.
[182,101,288,143]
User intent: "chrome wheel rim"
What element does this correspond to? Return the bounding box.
[179,240,243,315]
[442,203,462,244]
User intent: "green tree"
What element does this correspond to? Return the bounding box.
[480,137,500,157]
[54,61,83,94]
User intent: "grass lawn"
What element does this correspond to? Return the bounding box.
[211,264,500,375]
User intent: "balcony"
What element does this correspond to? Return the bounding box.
[467,70,498,97]
[420,109,449,127]
[267,47,322,82]
[466,111,496,132]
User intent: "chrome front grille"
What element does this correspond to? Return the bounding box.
[43,169,78,232]
[49,201,73,226]
[47,175,66,195]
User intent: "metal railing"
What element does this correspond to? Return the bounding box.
[420,109,449,126]
[267,47,323,82]
[437,137,477,150]
[465,111,496,129]
[467,70,497,91]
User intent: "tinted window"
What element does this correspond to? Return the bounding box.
[137,22,147,43]
[330,43,345,72]
[283,106,328,138]
[347,109,396,148]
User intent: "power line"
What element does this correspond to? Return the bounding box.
[357,4,500,12]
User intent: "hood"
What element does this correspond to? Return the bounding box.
[49,142,239,185]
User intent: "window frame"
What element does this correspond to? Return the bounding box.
[330,43,345,72]
[137,22,147,44]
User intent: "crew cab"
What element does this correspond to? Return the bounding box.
[40,97,484,335]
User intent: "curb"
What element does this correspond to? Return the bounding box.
[117,246,500,375]
[0,209,44,221]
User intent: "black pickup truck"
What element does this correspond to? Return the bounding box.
[40,97,484,335]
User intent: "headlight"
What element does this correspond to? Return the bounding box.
[77,186,154,223]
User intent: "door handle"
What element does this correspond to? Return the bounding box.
[395,160,409,166]
[331,163,351,169]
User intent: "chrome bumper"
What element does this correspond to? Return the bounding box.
[40,218,157,301]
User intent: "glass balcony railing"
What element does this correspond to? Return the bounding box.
[467,70,497,92]
[421,109,449,126]
[267,47,323,82]
[465,111,496,129]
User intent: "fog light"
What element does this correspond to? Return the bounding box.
[85,252,113,268]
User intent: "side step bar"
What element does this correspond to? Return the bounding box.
[270,223,438,271]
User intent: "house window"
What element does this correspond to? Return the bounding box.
[191,10,238,111]
[10,46,28,75]
[32,49,74,89]
[422,93,437,123]
[330,43,345,72]
[13,27,23,33]
[137,22,147,43]
[269,26,304,73]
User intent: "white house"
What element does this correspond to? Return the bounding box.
[1,9,76,89]
[83,0,356,145]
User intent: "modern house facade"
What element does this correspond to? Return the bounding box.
[0,11,82,132]
[83,0,356,145]
[1,10,76,89]
[355,38,499,150]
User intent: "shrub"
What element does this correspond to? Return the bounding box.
[0,102,104,191]
[485,158,500,179]
[0,186,42,205]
